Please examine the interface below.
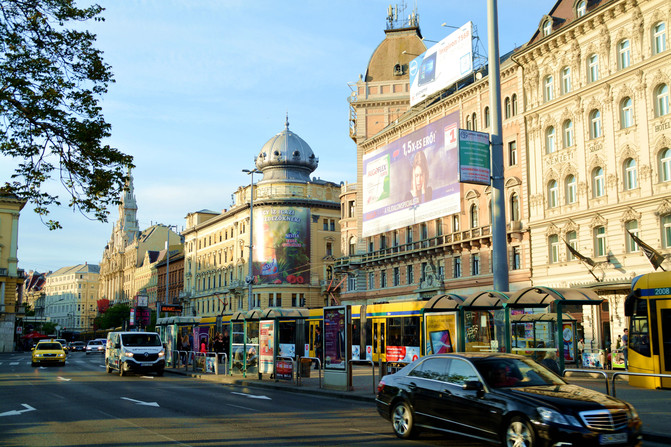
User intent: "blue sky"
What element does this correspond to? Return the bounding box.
[12,0,553,273]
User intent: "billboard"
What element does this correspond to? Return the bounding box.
[409,22,473,106]
[253,206,310,285]
[324,306,347,370]
[362,112,461,237]
[458,129,491,185]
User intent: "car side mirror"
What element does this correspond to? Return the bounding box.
[31,347,35,351]
[463,380,484,392]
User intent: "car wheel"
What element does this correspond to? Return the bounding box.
[391,401,416,439]
[504,416,535,447]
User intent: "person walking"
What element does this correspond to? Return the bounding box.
[213,332,225,364]
[622,328,629,370]
[314,326,323,369]
[577,338,585,367]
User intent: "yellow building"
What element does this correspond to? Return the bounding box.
[182,119,342,316]
[0,193,26,351]
[43,263,99,333]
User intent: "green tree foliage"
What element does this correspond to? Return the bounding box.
[42,321,56,335]
[94,303,129,330]
[0,0,133,229]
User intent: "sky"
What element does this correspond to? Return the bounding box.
[10,0,554,273]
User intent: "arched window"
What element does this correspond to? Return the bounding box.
[592,167,605,197]
[624,158,637,190]
[653,22,667,55]
[563,120,573,148]
[484,106,490,128]
[470,204,479,228]
[466,115,472,130]
[618,39,631,69]
[512,94,518,115]
[472,112,477,131]
[548,180,559,208]
[510,193,520,221]
[588,54,599,83]
[625,220,639,253]
[566,230,578,260]
[655,84,669,117]
[659,148,671,182]
[565,175,577,204]
[505,97,511,119]
[549,234,560,263]
[593,226,606,257]
[620,97,633,128]
[546,126,556,154]
[544,75,554,102]
[576,0,586,17]
[561,67,571,94]
[349,236,356,255]
[590,109,602,139]
[542,19,552,37]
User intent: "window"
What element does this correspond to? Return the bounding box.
[576,0,586,17]
[563,120,573,148]
[590,109,602,139]
[466,115,472,130]
[660,148,671,182]
[511,246,521,270]
[565,175,577,204]
[655,84,669,117]
[471,254,480,275]
[380,234,387,249]
[380,270,387,288]
[542,19,552,37]
[393,267,400,286]
[653,22,667,55]
[546,126,556,154]
[368,272,375,290]
[452,215,460,232]
[472,113,477,131]
[625,220,639,253]
[406,226,413,244]
[566,231,577,260]
[470,204,479,228]
[594,226,607,257]
[368,238,374,253]
[588,54,599,83]
[330,219,336,231]
[453,256,462,278]
[435,219,443,237]
[392,230,399,248]
[549,235,560,263]
[326,242,333,256]
[510,193,520,221]
[618,40,631,69]
[420,223,428,241]
[407,265,414,284]
[548,180,559,208]
[663,215,671,248]
[349,236,356,255]
[508,141,518,165]
[592,167,605,197]
[620,97,633,128]
[505,97,511,119]
[561,67,571,94]
[348,200,355,218]
[544,75,554,101]
[512,94,518,116]
[624,158,637,190]
[484,107,491,128]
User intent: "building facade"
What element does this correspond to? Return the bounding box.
[182,120,342,316]
[0,193,26,351]
[43,263,99,333]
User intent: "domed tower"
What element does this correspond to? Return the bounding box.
[255,116,318,184]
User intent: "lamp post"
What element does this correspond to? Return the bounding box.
[243,168,260,310]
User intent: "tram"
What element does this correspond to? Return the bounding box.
[625,271,671,389]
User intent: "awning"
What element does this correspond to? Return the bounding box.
[510,312,576,323]
[424,293,466,311]
[462,290,510,309]
[505,287,602,308]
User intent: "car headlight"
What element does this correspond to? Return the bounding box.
[58,353,65,358]
[35,354,42,358]
[537,407,580,427]
[123,350,134,357]
[626,403,639,420]
[158,350,165,357]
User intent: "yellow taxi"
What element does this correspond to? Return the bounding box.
[31,340,67,367]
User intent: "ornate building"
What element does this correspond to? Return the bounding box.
[98,171,181,305]
[517,0,671,349]
[0,193,26,351]
[43,263,99,332]
[182,119,342,316]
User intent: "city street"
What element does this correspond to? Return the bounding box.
[0,352,479,447]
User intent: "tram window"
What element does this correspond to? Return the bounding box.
[403,317,420,347]
[352,320,361,345]
[630,299,651,357]
[388,318,402,346]
[279,322,295,344]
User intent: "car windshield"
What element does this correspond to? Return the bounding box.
[88,341,101,346]
[121,333,161,347]
[474,357,566,388]
[36,343,61,351]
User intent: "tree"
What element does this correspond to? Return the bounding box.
[0,0,133,229]
[94,303,129,330]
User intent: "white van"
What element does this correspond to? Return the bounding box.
[105,331,165,376]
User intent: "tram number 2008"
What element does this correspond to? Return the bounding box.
[654,287,671,295]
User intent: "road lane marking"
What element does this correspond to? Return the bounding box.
[121,397,159,407]
[231,392,271,400]
[9,362,19,366]
[225,403,258,412]
[0,404,36,417]
[58,377,71,381]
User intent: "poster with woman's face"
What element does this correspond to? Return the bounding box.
[324,307,346,370]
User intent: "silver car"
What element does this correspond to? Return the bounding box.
[85,339,106,355]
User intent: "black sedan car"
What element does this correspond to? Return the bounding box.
[376,353,642,446]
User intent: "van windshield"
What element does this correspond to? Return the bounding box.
[121,333,161,347]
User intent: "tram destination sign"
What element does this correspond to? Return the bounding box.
[160,304,183,313]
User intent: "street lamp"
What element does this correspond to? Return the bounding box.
[242,168,260,310]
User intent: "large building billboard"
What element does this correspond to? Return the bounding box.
[362,112,461,237]
[409,22,473,106]
[253,206,310,285]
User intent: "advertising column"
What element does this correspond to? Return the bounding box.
[323,306,350,390]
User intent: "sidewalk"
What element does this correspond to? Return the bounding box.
[166,364,671,444]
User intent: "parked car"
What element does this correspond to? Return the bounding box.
[85,339,106,355]
[69,341,85,352]
[376,353,642,446]
[31,341,66,366]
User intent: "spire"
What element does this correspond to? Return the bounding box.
[285,112,290,130]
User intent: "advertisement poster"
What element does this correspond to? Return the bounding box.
[253,206,310,285]
[276,360,293,381]
[386,346,420,363]
[409,22,473,106]
[324,307,347,370]
[259,320,274,374]
[425,313,457,354]
[362,112,461,237]
[279,343,295,359]
[563,323,575,362]
[458,129,491,185]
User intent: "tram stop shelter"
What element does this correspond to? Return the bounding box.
[461,290,510,353]
[423,293,467,354]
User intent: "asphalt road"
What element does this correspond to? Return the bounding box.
[0,352,480,447]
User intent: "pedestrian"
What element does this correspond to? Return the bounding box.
[622,328,628,370]
[314,326,323,369]
[541,351,561,376]
[577,338,585,367]
[213,332,225,364]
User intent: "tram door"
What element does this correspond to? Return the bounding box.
[658,302,671,388]
[372,319,386,362]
